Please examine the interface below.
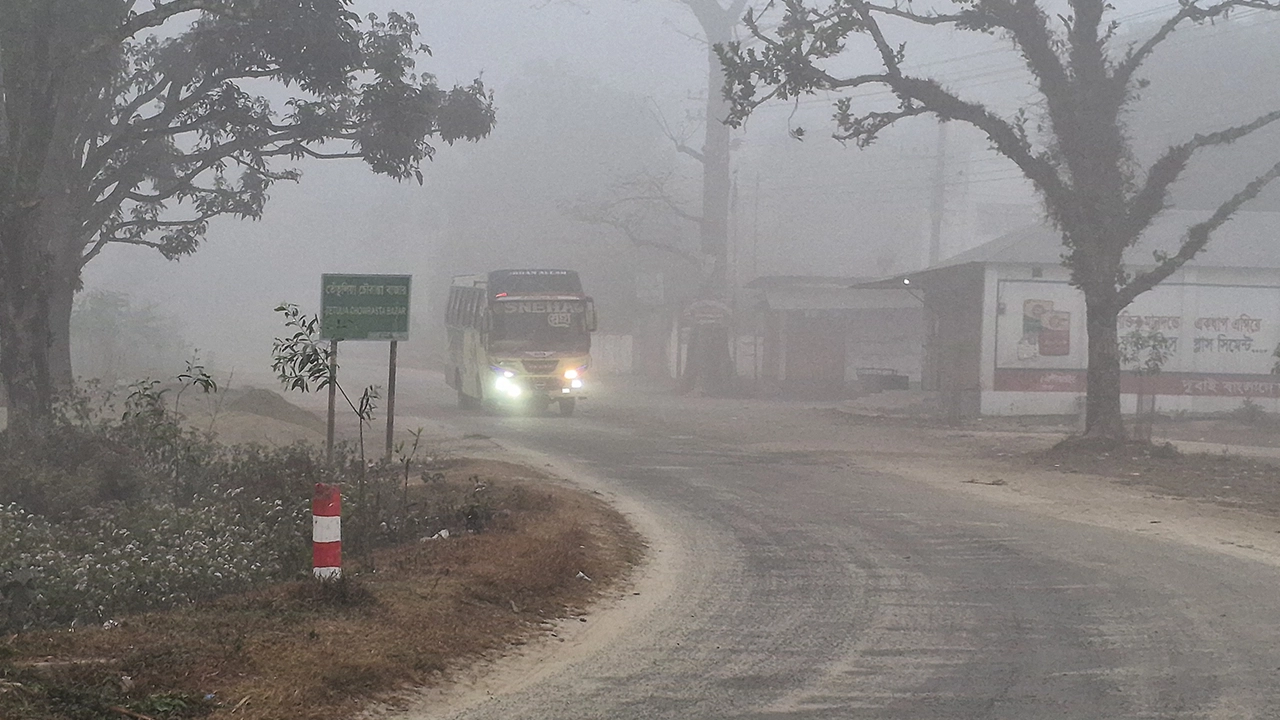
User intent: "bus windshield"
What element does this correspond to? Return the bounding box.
[489,299,590,353]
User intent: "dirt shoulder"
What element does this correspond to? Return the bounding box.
[2,405,645,720]
[829,409,1280,566]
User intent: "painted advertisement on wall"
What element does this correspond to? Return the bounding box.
[994,280,1280,396]
[997,282,1089,371]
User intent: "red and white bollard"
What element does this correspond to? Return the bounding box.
[312,483,342,580]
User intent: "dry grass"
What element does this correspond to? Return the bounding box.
[0,459,644,720]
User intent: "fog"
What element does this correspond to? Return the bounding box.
[78,0,1280,385]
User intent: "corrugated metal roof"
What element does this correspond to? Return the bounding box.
[744,275,876,289]
[934,210,1280,271]
[764,287,921,311]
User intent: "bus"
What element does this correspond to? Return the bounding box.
[445,269,597,416]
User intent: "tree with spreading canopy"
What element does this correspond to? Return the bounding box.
[718,0,1280,440]
[0,0,495,432]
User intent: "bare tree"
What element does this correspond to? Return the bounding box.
[720,0,1280,440]
[549,0,752,392]
[567,171,703,266]
[652,0,753,394]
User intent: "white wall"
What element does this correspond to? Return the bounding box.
[592,334,634,376]
[977,263,1280,415]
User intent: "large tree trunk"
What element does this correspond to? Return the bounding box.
[0,2,91,427]
[701,44,731,280]
[47,270,76,391]
[685,18,735,397]
[38,184,84,394]
[1083,297,1126,440]
[0,212,55,433]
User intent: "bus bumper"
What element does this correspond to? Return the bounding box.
[490,375,588,403]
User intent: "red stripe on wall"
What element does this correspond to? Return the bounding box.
[994,368,1280,397]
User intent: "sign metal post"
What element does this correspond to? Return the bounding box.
[326,340,338,462]
[385,340,398,462]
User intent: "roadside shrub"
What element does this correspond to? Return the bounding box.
[0,377,464,632]
[1229,398,1271,426]
[0,492,308,631]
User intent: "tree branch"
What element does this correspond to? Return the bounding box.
[649,99,705,164]
[1115,1,1280,87]
[682,0,735,35]
[675,143,705,163]
[85,0,239,56]
[1124,108,1280,240]
[594,215,701,265]
[1000,1,1070,109]
[106,211,221,233]
[265,143,362,161]
[611,193,703,225]
[852,2,905,81]
[1120,159,1280,307]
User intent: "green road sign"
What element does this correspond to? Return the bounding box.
[321,274,411,341]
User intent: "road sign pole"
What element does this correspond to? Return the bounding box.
[326,340,338,463]
[385,340,398,462]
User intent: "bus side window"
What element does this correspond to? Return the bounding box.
[465,290,477,328]
[446,290,458,325]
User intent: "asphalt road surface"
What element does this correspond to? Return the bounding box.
[370,369,1280,720]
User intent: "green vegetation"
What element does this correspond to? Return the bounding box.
[0,368,469,634]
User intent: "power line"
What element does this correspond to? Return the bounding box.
[749,3,1279,117]
[757,168,1030,200]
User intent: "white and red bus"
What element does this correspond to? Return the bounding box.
[445,269,597,416]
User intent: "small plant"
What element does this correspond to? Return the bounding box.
[123,378,168,421]
[1119,329,1173,376]
[1230,397,1268,426]
[206,368,235,434]
[396,427,427,510]
[271,304,334,393]
[354,385,380,470]
[173,352,217,418]
[271,303,382,463]
[1119,328,1173,441]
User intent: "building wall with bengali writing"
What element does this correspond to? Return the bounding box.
[990,274,1280,400]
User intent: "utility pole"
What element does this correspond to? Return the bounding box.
[928,120,949,266]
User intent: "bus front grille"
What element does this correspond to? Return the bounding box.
[522,360,559,374]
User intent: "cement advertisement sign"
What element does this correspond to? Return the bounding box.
[321,274,411,341]
[994,280,1280,395]
[996,282,1089,370]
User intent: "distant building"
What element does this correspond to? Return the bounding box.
[739,276,923,398]
[882,211,1280,416]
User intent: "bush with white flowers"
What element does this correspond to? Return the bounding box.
[0,490,309,630]
[0,378,428,631]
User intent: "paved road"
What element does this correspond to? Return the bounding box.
[378,371,1280,720]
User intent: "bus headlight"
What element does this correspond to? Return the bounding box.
[570,379,583,389]
[564,368,579,380]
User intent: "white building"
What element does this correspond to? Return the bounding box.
[894,211,1280,416]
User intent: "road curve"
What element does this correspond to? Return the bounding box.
[377,373,1280,720]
